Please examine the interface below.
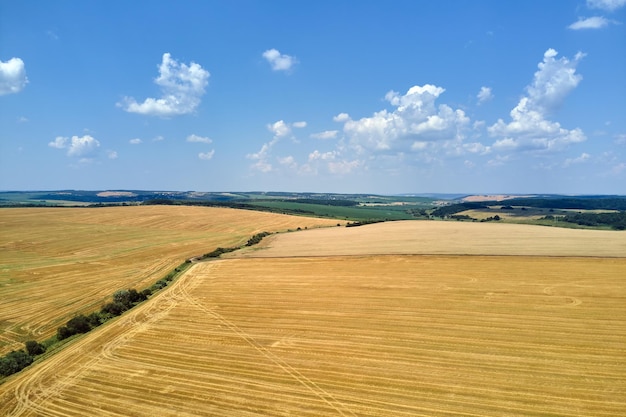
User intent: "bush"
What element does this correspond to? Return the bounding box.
[151,280,168,291]
[246,232,271,246]
[101,301,127,317]
[57,325,73,340]
[86,311,104,328]
[25,340,46,356]
[0,350,33,377]
[66,315,92,334]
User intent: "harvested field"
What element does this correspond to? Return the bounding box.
[0,206,339,353]
[234,220,626,258]
[1,220,625,416]
[1,255,625,416]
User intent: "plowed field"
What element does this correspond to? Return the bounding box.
[1,221,625,416]
[0,206,339,354]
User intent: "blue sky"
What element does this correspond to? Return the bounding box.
[1,0,625,194]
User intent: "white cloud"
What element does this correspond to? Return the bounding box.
[262,49,298,72]
[17,116,28,123]
[488,49,586,154]
[49,135,101,157]
[0,57,28,95]
[568,16,611,30]
[337,84,470,153]
[615,134,626,145]
[311,130,339,140]
[48,137,68,149]
[119,53,209,117]
[477,86,493,104]
[526,49,585,114]
[129,138,142,145]
[278,155,298,170]
[186,134,212,144]
[153,135,165,142]
[309,150,338,161]
[198,150,215,160]
[107,150,118,159]
[267,120,292,138]
[247,142,275,172]
[333,113,350,123]
[564,152,591,167]
[463,142,491,154]
[587,0,626,11]
[248,120,309,172]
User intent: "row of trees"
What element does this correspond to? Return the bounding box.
[543,212,626,230]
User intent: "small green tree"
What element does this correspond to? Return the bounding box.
[25,340,45,356]
[66,315,92,334]
[0,351,33,376]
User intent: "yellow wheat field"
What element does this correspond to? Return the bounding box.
[0,206,339,354]
[234,220,626,258]
[0,221,624,416]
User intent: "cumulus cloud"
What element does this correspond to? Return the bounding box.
[336,84,470,153]
[568,16,611,30]
[587,0,626,11]
[107,150,118,159]
[0,57,28,95]
[262,49,298,72]
[304,150,363,175]
[198,150,215,160]
[311,130,339,140]
[292,121,307,128]
[129,138,142,145]
[49,135,101,157]
[48,137,67,149]
[527,49,585,114]
[186,134,212,144]
[119,53,209,117]
[488,49,586,153]
[333,113,350,123]
[267,120,292,138]
[477,86,493,104]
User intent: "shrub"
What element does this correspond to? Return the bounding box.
[66,315,92,334]
[25,340,46,356]
[0,350,33,377]
[101,301,127,317]
[86,311,104,328]
[57,326,73,340]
